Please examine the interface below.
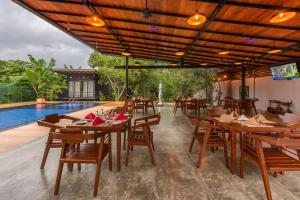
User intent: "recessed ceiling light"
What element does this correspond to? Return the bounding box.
[218,51,230,55]
[187,10,206,26]
[268,49,282,54]
[85,14,105,27]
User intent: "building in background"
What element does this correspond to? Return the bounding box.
[53,68,100,101]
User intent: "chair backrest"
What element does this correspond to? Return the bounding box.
[37,114,64,130]
[207,106,228,117]
[134,113,161,127]
[50,128,85,144]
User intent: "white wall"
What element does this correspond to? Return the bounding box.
[219,76,300,114]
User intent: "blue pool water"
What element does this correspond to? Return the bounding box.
[0,102,99,131]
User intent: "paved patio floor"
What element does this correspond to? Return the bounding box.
[0,106,300,200]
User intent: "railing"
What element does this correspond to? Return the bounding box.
[68,92,95,99]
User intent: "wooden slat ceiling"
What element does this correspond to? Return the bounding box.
[11,0,300,78]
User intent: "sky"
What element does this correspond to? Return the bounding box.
[0,0,92,68]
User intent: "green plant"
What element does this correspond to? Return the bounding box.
[98,91,106,101]
[23,54,67,100]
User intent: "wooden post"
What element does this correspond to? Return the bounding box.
[253,68,256,98]
[125,56,129,99]
[241,63,246,112]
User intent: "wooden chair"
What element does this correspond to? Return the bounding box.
[199,99,207,116]
[124,99,134,114]
[37,114,80,169]
[240,127,300,200]
[207,106,228,118]
[133,113,161,151]
[133,99,145,114]
[125,122,155,166]
[173,98,184,114]
[184,99,198,115]
[145,100,156,114]
[188,115,229,168]
[51,128,112,197]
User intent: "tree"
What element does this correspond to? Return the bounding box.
[23,54,67,100]
[89,52,126,101]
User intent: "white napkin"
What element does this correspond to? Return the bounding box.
[238,114,249,121]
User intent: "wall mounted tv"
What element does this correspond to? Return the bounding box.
[271,62,300,80]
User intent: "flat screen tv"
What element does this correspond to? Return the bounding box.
[271,62,300,80]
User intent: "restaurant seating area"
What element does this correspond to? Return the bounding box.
[2,0,300,199]
[1,105,300,200]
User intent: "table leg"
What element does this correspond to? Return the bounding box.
[231,131,237,174]
[116,130,121,172]
[145,102,148,114]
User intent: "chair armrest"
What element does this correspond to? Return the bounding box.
[37,120,62,130]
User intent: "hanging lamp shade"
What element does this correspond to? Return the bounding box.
[218,51,229,55]
[86,14,105,27]
[122,51,131,56]
[187,10,206,26]
[270,11,296,23]
[268,49,282,54]
[175,51,185,56]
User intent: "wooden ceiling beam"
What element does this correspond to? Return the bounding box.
[80,0,127,51]
[50,9,299,44]
[185,0,227,55]
[37,2,300,31]
[82,35,284,63]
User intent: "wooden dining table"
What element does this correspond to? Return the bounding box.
[67,114,132,172]
[212,112,300,175]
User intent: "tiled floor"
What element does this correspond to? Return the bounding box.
[0,106,300,200]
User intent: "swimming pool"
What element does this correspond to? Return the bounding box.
[0,102,99,131]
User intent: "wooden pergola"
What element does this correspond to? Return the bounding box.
[11,0,300,78]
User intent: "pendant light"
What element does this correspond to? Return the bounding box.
[187,10,206,26]
[268,49,282,54]
[122,51,131,56]
[234,62,242,65]
[268,41,282,54]
[218,51,230,55]
[175,51,185,56]
[86,14,105,27]
[270,0,296,23]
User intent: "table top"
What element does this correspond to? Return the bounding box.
[212,112,300,132]
[67,115,132,131]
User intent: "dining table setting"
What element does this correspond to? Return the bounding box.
[67,108,133,172]
[208,107,300,174]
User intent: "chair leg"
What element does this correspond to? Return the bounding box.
[223,131,229,169]
[123,131,126,150]
[148,144,156,166]
[40,138,51,169]
[125,144,131,166]
[54,162,64,195]
[256,140,273,200]
[189,136,195,152]
[93,163,102,197]
[109,140,112,171]
[150,132,155,151]
[196,130,209,168]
